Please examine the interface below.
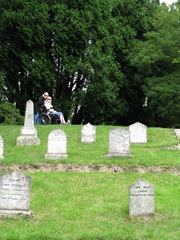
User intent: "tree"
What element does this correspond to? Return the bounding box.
[130,2,180,127]
[0,0,53,113]
[40,0,126,124]
[1,0,167,126]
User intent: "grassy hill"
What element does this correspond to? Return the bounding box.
[0,124,179,165]
[0,125,179,240]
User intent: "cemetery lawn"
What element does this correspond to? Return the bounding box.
[0,124,179,166]
[0,125,179,240]
[0,172,179,240]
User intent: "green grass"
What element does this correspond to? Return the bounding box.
[0,172,179,240]
[0,124,179,240]
[0,124,179,166]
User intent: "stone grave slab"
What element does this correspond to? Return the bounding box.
[129,122,147,143]
[81,123,96,143]
[174,129,180,138]
[129,179,155,217]
[0,172,31,216]
[17,100,40,146]
[45,129,68,159]
[104,128,133,158]
[0,135,4,159]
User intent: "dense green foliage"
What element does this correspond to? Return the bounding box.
[130,2,180,127]
[0,102,24,124]
[0,0,179,126]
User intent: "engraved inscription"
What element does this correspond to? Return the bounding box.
[129,179,155,217]
[0,172,31,211]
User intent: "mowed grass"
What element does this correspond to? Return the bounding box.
[0,125,179,240]
[0,172,179,240]
[0,124,179,165]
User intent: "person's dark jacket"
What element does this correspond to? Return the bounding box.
[34,96,46,114]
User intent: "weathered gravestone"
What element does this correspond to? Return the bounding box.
[0,172,31,216]
[174,129,180,146]
[81,123,96,143]
[16,100,40,146]
[129,122,147,143]
[0,135,4,159]
[129,179,155,217]
[104,128,133,158]
[45,129,68,159]
[174,129,180,139]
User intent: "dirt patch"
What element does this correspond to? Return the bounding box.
[0,163,179,175]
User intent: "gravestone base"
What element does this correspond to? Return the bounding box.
[104,153,133,158]
[0,155,4,160]
[16,136,40,146]
[0,210,31,217]
[45,153,68,159]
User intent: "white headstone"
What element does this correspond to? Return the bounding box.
[16,100,40,146]
[104,128,133,158]
[174,129,180,138]
[129,179,155,217]
[45,129,68,159]
[81,123,96,143]
[0,172,31,216]
[0,135,4,159]
[129,122,147,143]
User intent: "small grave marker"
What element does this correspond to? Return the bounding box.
[129,122,147,143]
[129,179,155,217]
[45,129,68,159]
[104,128,133,158]
[0,135,4,159]
[0,172,31,216]
[81,123,96,143]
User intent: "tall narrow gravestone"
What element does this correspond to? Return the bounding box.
[45,129,68,159]
[104,128,133,158]
[16,100,40,146]
[0,135,4,159]
[129,179,155,217]
[81,123,96,143]
[0,172,31,216]
[129,122,147,143]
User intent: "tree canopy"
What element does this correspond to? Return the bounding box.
[0,0,179,127]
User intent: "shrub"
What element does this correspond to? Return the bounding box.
[0,102,24,125]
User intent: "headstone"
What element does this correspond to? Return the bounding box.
[45,129,68,159]
[16,100,40,146]
[0,135,4,159]
[174,129,180,150]
[129,179,155,217]
[81,123,96,143]
[0,172,31,216]
[129,122,147,143]
[174,129,180,139]
[104,128,133,158]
